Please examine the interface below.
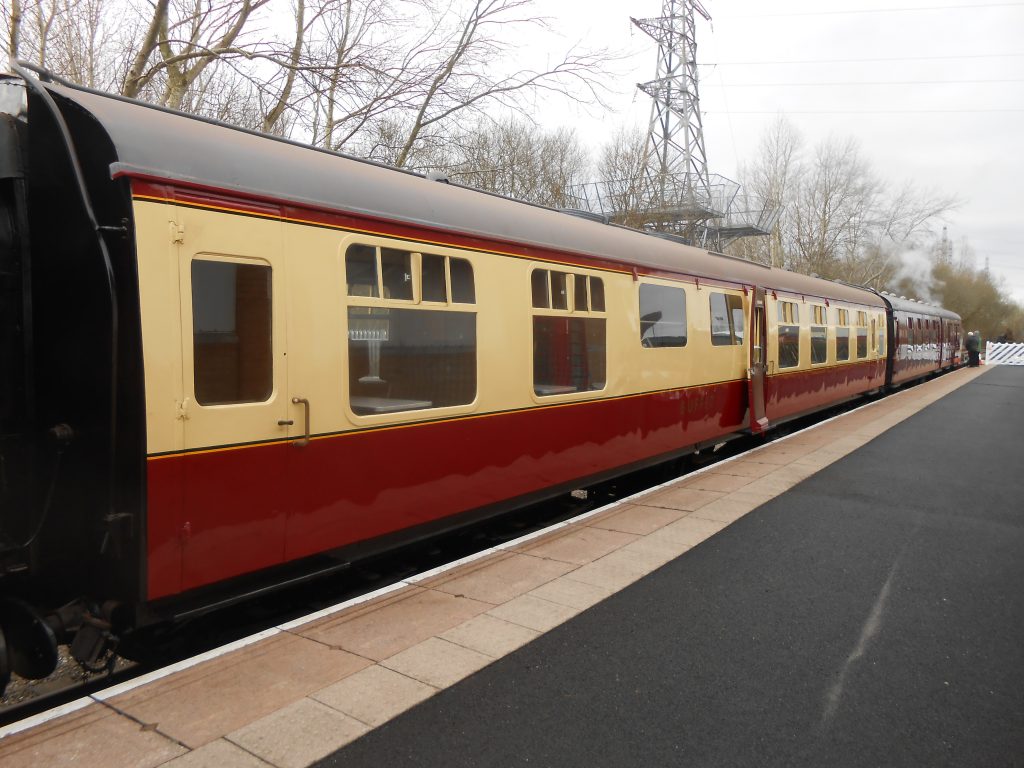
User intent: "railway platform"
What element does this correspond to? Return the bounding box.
[2,365,1021,767]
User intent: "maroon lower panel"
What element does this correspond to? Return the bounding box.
[765,360,884,423]
[147,381,747,600]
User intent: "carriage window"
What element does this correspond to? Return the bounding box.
[551,272,569,310]
[777,300,800,368]
[640,283,687,347]
[533,317,606,396]
[779,300,799,324]
[348,307,476,414]
[574,275,588,311]
[450,257,475,303]
[422,254,447,302]
[534,270,606,396]
[856,311,868,358]
[836,327,850,361]
[192,259,272,405]
[346,243,477,415]
[710,293,744,346]
[532,269,550,308]
[346,244,379,297]
[810,305,827,364]
[381,248,413,300]
[590,277,606,311]
[811,326,827,364]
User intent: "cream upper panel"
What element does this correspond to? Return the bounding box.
[135,199,185,455]
[137,198,758,452]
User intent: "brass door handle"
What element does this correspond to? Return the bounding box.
[291,397,310,447]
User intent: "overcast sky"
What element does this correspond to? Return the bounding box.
[538,0,1024,302]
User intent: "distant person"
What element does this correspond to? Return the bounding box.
[996,329,1013,343]
[965,331,980,367]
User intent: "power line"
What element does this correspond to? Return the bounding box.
[703,53,1024,65]
[705,108,1024,113]
[713,79,1024,86]
[717,3,1024,17]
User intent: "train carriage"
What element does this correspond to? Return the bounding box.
[0,64,957,692]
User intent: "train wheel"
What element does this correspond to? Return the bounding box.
[0,598,59,680]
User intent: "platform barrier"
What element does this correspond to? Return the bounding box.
[985,341,1024,365]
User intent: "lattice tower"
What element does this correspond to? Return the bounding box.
[632,0,719,235]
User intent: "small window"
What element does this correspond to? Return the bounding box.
[381,248,413,300]
[778,300,799,324]
[346,244,378,297]
[551,272,569,310]
[836,327,850,361]
[590,277,606,312]
[422,254,447,303]
[812,305,826,325]
[192,259,273,405]
[532,269,550,308]
[640,283,687,347]
[574,275,588,311]
[450,257,475,303]
[710,292,744,346]
[857,311,868,327]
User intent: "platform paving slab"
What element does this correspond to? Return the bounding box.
[0,367,995,768]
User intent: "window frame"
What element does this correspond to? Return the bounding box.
[343,239,479,421]
[530,265,608,400]
[190,254,275,408]
[639,280,689,349]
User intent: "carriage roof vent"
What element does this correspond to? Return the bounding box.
[425,171,450,183]
[558,208,610,224]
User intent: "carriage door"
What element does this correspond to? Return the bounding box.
[177,209,290,591]
[747,286,769,434]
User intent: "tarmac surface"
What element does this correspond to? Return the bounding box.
[316,366,1024,768]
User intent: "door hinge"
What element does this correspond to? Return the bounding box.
[176,397,191,420]
[170,221,185,244]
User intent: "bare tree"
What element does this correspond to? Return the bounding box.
[388,0,611,168]
[418,117,589,207]
[731,117,802,266]
[729,119,957,289]
[590,124,651,227]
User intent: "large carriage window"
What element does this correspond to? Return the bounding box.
[810,304,827,364]
[192,259,272,405]
[533,317,606,395]
[532,268,607,396]
[710,292,744,346]
[777,299,800,368]
[346,243,476,415]
[640,283,687,347]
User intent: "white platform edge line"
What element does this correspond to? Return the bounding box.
[2,368,971,738]
[90,626,284,702]
[0,697,92,740]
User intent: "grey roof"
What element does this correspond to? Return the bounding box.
[880,292,961,321]
[43,76,885,308]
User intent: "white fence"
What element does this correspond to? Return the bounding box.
[985,342,1024,365]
